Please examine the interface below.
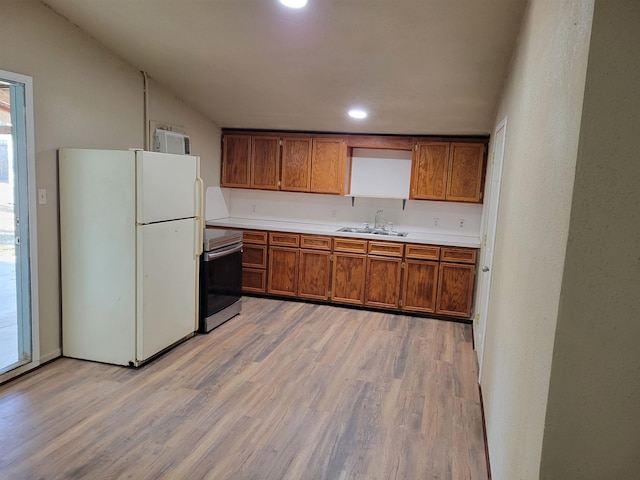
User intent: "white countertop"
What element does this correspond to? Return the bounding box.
[206,217,481,248]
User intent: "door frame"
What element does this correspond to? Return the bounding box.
[0,69,40,383]
[475,116,507,381]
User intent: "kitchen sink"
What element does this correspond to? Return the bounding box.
[336,227,408,237]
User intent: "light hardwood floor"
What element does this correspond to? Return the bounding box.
[0,297,488,479]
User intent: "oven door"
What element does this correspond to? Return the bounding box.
[200,243,243,329]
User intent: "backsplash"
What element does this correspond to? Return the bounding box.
[207,187,482,237]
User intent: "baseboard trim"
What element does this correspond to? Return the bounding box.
[478,383,492,479]
[40,349,62,364]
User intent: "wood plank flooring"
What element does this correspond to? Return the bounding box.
[0,297,487,479]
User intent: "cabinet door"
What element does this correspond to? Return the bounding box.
[281,137,312,192]
[311,137,346,195]
[221,135,251,188]
[446,143,485,203]
[436,262,475,318]
[402,259,438,313]
[242,267,266,294]
[299,249,331,301]
[364,255,402,309]
[242,244,267,269]
[410,142,449,200]
[267,246,299,297]
[251,136,280,190]
[331,252,366,305]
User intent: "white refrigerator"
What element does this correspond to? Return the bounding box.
[59,148,203,366]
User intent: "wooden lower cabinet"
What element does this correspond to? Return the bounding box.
[268,246,299,297]
[365,255,402,309]
[242,267,266,293]
[298,249,331,301]
[241,230,268,294]
[242,244,267,269]
[436,262,475,317]
[331,252,367,305]
[401,259,439,313]
[236,227,477,320]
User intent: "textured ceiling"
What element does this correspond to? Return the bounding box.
[43,0,527,135]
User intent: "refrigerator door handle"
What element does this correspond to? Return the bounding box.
[195,177,204,257]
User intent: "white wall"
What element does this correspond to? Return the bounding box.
[147,78,221,187]
[0,0,219,361]
[219,188,483,237]
[479,0,594,478]
[540,0,640,477]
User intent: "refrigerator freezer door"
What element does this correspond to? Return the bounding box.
[59,148,137,365]
[136,151,200,224]
[136,218,198,362]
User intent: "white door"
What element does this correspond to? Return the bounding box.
[475,118,507,380]
[136,218,198,362]
[136,151,200,223]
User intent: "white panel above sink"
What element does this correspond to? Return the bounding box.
[349,148,412,199]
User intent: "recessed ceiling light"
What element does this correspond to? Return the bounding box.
[348,108,368,119]
[280,0,307,8]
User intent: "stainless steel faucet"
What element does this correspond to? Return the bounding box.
[374,209,384,229]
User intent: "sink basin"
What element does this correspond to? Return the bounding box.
[336,227,408,237]
[336,227,370,233]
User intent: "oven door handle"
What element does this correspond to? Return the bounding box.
[205,243,243,261]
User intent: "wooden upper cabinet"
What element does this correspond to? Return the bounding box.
[310,137,347,195]
[281,137,312,192]
[221,134,251,188]
[410,142,450,200]
[251,136,280,190]
[222,130,486,202]
[447,143,485,203]
[410,141,486,203]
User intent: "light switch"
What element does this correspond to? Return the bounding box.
[38,188,47,205]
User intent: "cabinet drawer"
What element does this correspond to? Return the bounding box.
[333,237,368,253]
[242,267,266,293]
[300,234,332,250]
[440,247,477,264]
[242,244,267,269]
[243,230,267,245]
[368,241,404,257]
[405,244,440,261]
[269,232,300,247]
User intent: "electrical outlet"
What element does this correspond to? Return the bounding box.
[331,209,337,219]
[251,203,256,213]
[434,217,439,227]
[459,218,465,228]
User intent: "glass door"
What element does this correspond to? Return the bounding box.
[0,72,37,377]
